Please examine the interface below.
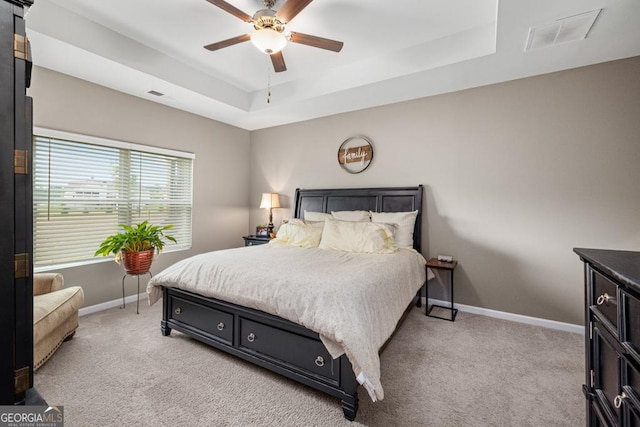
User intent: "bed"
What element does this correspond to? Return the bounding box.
[147,186,426,420]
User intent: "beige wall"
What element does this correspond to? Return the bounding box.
[28,57,640,323]
[28,67,251,307]
[249,56,640,325]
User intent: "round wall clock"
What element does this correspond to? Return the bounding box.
[337,136,374,174]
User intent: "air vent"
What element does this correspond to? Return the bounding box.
[147,90,165,97]
[525,9,601,51]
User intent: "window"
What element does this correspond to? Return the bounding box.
[33,128,194,270]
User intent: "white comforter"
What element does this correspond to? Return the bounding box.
[147,245,427,402]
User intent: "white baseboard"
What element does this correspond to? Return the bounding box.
[79,293,147,316]
[424,297,584,334]
[79,293,584,334]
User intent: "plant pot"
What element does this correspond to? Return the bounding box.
[121,249,154,275]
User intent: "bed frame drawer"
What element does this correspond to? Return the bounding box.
[238,317,339,384]
[169,296,233,345]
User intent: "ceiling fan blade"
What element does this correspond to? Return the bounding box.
[289,32,343,52]
[204,34,251,51]
[205,0,253,23]
[276,0,314,23]
[270,51,287,73]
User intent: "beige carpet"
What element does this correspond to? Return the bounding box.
[35,301,584,426]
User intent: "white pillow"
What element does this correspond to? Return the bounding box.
[370,210,418,248]
[270,221,323,248]
[304,211,332,222]
[319,218,397,254]
[331,210,371,222]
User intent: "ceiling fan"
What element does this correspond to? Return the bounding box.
[204,0,344,73]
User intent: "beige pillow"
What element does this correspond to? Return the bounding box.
[305,220,325,228]
[304,211,332,222]
[370,210,418,248]
[288,219,328,228]
[270,221,323,248]
[288,218,325,228]
[319,218,397,254]
[331,210,371,222]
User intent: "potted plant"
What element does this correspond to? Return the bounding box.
[94,221,176,274]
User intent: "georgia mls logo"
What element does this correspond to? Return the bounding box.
[44,406,63,419]
[0,405,64,426]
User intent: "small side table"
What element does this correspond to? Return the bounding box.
[243,235,272,246]
[122,271,152,315]
[425,258,458,321]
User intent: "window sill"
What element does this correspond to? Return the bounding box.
[34,246,191,273]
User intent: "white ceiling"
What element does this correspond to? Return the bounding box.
[24,0,640,131]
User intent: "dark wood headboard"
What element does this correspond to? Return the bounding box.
[293,186,424,253]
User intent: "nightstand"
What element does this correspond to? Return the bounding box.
[242,235,272,246]
[425,258,458,321]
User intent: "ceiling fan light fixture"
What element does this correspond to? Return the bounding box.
[250,28,287,54]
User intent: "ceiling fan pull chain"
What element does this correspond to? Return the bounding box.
[267,55,272,104]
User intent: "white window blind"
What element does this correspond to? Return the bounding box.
[33,129,194,270]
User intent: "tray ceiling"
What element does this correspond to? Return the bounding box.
[25,0,640,130]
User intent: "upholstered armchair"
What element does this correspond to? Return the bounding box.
[33,273,84,370]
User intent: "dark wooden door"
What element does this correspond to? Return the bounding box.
[0,0,34,405]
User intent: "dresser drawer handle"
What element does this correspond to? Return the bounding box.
[315,356,325,367]
[247,333,256,343]
[217,322,225,331]
[614,392,628,409]
[174,307,182,315]
[596,293,615,305]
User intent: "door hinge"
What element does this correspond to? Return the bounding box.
[14,367,29,394]
[14,34,29,60]
[14,253,29,278]
[590,369,595,388]
[589,325,592,340]
[14,149,28,174]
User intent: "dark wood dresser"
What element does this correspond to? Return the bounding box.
[575,248,640,426]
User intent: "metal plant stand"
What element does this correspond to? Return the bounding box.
[121,271,152,314]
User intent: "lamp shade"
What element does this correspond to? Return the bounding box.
[250,28,287,54]
[259,193,280,209]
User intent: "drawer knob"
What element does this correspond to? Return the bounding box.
[315,356,325,367]
[217,322,225,331]
[614,392,628,409]
[174,307,182,315]
[247,333,256,342]
[596,293,614,305]
[248,242,254,246]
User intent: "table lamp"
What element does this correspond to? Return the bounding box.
[259,193,280,236]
